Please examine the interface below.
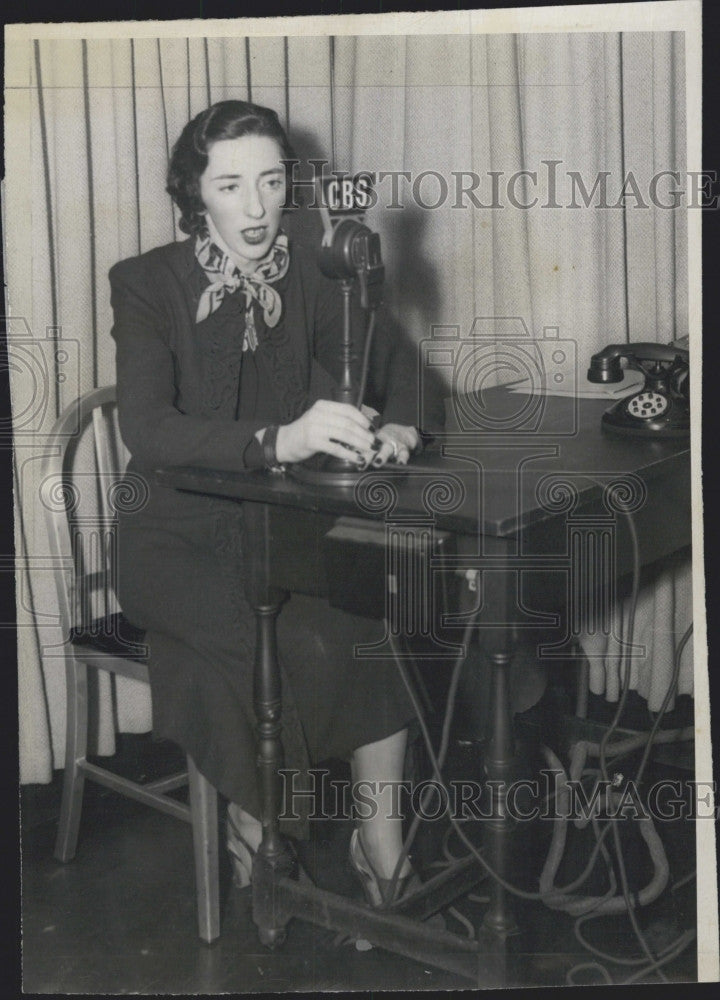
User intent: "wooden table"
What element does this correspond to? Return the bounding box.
[158,390,691,985]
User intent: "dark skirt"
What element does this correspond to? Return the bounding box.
[116,494,415,837]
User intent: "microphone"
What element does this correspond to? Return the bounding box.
[317,218,385,310]
[288,174,388,484]
[315,176,385,310]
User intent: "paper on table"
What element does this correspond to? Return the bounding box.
[504,368,645,399]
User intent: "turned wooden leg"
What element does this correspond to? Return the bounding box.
[251,598,297,948]
[482,648,519,938]
[253,600,286,864]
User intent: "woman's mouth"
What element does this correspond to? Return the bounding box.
[241,226,268,245]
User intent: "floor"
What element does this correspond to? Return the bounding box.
[21,681,699,993]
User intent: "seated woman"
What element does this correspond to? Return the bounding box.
[110,99,438,907]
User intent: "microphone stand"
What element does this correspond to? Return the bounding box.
[291,278,370,487]
[335,279,355,407]
[290,219,384,488]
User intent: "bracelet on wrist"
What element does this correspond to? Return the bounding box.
[262,425,286,473]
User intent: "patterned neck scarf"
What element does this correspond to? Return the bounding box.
[194,229,290,352]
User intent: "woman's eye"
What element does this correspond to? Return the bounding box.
[263,178,284,191]
[220,184,239,193]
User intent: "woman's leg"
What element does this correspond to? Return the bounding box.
[227,804,263,849]
[232,726,412,872]
[226,803,263,887]
[351,727,412,878]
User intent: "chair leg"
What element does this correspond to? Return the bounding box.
[187,756,220,944]
[54,656,89,862]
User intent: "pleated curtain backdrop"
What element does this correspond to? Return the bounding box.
[7,30,691,785]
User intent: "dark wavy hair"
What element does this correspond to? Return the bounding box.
[166,100,296,236]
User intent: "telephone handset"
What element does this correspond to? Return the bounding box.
[587,342,689,438]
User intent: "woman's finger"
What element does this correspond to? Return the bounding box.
[371,438,413,467]
[360,404,380,428]
[323,424,375,455]
[371,440,396,467]
[324,439,368,464]
[309,403,371,433]
[377,423,419,455]
[319,400,373,431]
[316,413,375,452]
[328,437,377,464]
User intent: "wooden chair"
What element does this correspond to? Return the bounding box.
[42,385,220,943]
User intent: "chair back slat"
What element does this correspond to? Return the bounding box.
[92,405,115,525]
[42,386,127,635]
[91,404,124,621]
[110,406,130,473]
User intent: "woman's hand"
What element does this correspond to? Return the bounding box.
[274,400,376,465]
[372,424,419,467]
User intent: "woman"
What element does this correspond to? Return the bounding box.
[110,100,431,906]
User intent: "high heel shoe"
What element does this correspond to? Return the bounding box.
[226,806,260,889]
[349,828,418,907]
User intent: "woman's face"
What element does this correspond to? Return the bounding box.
[199,134,286,273]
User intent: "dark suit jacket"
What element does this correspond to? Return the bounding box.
[109,235,427,488]
[109,236,427,816]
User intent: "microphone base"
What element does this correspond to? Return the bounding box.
[289,454,365,488]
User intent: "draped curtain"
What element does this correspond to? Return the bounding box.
[5,30,692,785]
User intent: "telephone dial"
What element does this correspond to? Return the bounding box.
[587,342,690,438]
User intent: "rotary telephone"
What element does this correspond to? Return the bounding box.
[587,342,690,438]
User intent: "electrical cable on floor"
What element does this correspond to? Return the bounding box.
[574,491,666,980]
[380,618,477,907]
[385,538,635,904]
[566,624,693,981]
[425,826,490,910]
[594,553,690,980]
[575,650,590,719]
[566,961,615,986]
[430,821,476,867]
[634,623,693,781]
[671,869,696,893]
[558,492,694,984]
[466,893,490,905]
[380,493,693,979]
[392,668,646,908]
[579,726,695,771]
[335,620,477,948]
[441,824,464,863]
[446,905,476,940]
[536,507,691,981]
[388,569,592,902]
[622,930,696,985]
[390,632,564,902]
[538,740,671,917]
[573,909,693,968]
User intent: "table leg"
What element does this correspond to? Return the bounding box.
[455,553,519,939]
[243,501,515,979]
[253,601,285,861]
[482,648,519,938]
[242,501,296,947]
[250,600,291,946]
